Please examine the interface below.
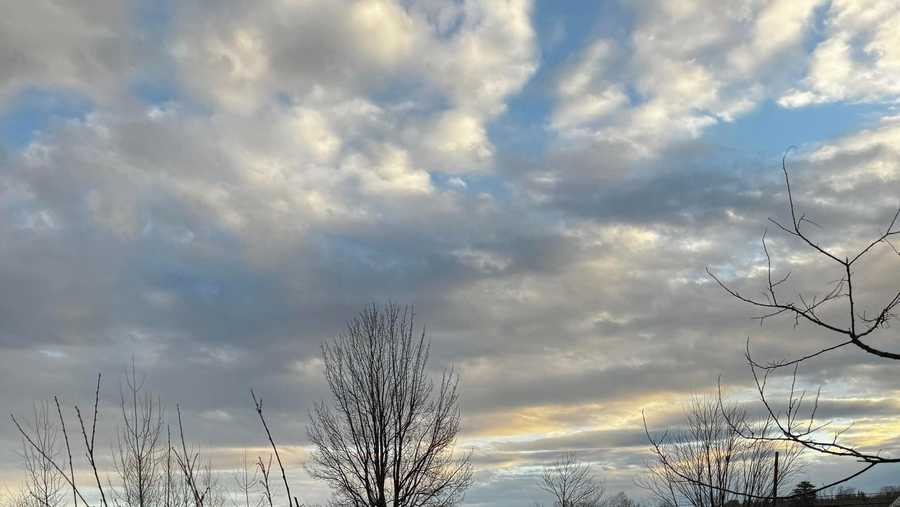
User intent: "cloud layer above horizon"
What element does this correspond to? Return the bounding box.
[2,1,900,505]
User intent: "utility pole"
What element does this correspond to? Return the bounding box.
[772,451,780,506]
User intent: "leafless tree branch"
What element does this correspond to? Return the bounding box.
[704,151,900,494]
[250,390,299,507]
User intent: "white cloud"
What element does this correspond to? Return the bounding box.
[418,0,536,116]
[343,143,434,195]
[779,0,900,107]
[168,0,536,180]
[552,0,822,156]
[419,110,493,172]
[169,0,422,113]
[805,117,900,186]
[552,40,628,132]
[171,26,271,114]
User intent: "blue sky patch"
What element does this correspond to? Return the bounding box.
[0,88,93,149]
[705,100,887,157]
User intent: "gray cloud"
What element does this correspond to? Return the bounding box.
[2,1,900,505]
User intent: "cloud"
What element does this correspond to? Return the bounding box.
[0,1,135,105]
[779,0,900,107]
[551,0,822,156]
[2,2,900,505]
[8,112,900,503]
[169,0,537,172]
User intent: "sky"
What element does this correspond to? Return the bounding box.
[1,0,900,505]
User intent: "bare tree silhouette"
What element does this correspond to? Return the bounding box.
[705,152,900,498]
[642,395,802,507]
[539,452,604,507]
[19,402,66,507]
[257,454,275,507]
[113,361,164,507]
[234,450,263,507]
[250,390,300,507]
[307,303,472,507]
[10,368,222,507]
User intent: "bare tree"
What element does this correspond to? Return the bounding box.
[19,403,66,507]
[257,455,275,507]
[307,303,472,507]
[76,374,109,507]
[164,425,183,507]
[707,153,900,495]
[172,405,215,507]
[250,391,299,507]
[642,396,802,507]
[539,452,604,507]
[12,393,94,507]
[1,487,33,507]
[113,361,165,507]
[605,492,639,507]
[10,369,220,507]
[234,450,262,507]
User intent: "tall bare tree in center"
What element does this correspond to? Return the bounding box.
[307,303,472,507]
